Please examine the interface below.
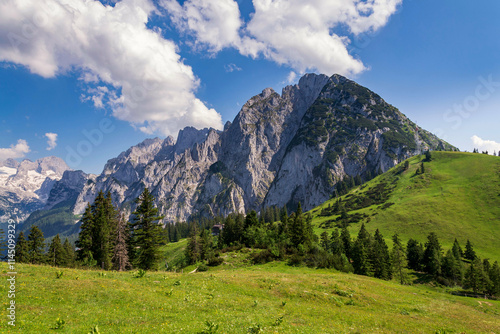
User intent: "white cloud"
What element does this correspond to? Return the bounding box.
[45,132,58,151]
[471,135,500,154]
[224,63,242,72]
[286,71,297,84]
[0,0,223,137]
[163,0,402,77]
[0,139,30,161]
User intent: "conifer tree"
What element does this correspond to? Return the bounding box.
[47,234,64,267]
[371,229,391,280]
[451,238,463,260]
[352,224,373,276]
[423,232,442,278]
[186,226,201,264]
[406,238,424,271]
[340,226,352,260]
[465,257,486,294]
[62,238,75,267]
[441,249,463,285]
[15,231,29,263]
[289,203,305,247]
[113,215,131,271]
[464,240,477,261]
[391,234,408,284]
[28,225,45,264]
[490,261,500,296]
[129,188,164,270]
[320,231,329,251]
[330,229,344,256]
[76,203,94,262]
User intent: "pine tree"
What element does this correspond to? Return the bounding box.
[425,150,432,161]
[406,238,424,271]
[76,203,94,262]
[330,229,344,255]
[47,234,64,267]
[352,224,373,276]
[465,257,486,294]
[423,232,442,278]
[28,225,45,264]
[490,261,500,296]
[340,226,352,260]
[452,238,463,260]
[129,188,165,270]
[320,231,329,251]
[14,231,29,263]
[62,238,75,267]
[441,249,463,286]
[93,191,118,270]
[186,226,201,264]
[112,215,131,271]
[289,203,305,247]
[371,229,391,280]
[391,234,408,284]
[464,240,477,261]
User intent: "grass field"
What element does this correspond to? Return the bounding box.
[1,257,500,334]
[310,152,500,260]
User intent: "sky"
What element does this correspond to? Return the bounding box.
[1,0,499,174]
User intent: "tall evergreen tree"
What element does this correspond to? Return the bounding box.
[340,226,352,260]
[465,257,486,294]
[391,234,408,285]
[406,239,424,271]
[47,234,64,267]
[320,231,329,251]
[113,215,131,271]
[129,188,165,270]
[371,229,392,280]
[441,249,463,286]
[451,238,463,260]
[28,225,45,264]
[14,231,29,263]
[76,203,94,262]
[62,238,75,267]
[352,224,373,276]
[489,261,500,296]
[423,232,442,278]
[330,229,344,255]
[464,240,477,261]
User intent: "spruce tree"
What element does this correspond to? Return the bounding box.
[371,229,391,280]
[28,225,45,264]
[62,238,75,267]
[76,203,94,262]
[391,234,408,285]
[352,224,373,276]
[490,261,500,296]
[465,257,486,294]
[330,229,344,255]
[464,240,477,261]
[441,249,463,286]
[47,234,64,267]
[129,188,164,270]
[15,231,29,263]
[406,238,424,271]
[423,232,442,278]
[340,226,352,260]
[320,231,329,251]
[451,238,463,260]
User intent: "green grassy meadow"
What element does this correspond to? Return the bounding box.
[1,257,500,334]
[310,152,500,260]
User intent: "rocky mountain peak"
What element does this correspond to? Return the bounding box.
[175,127,212,154]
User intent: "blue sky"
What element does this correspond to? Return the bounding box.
[1,0,500,174]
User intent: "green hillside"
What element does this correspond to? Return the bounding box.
[310,152,500,260]
[2,259,499,333]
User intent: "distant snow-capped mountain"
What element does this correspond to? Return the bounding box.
[0,156,70,221]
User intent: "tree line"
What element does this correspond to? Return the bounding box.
[185,206,500,297]
[13,188,166,271]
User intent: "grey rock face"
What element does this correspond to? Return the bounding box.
[0,156,70,220]
[37,73,453,225]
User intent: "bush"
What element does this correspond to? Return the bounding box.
[251,249,276,264]
[197,264,209,272]
[207,255,224,267]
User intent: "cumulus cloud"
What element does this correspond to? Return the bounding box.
[162,0,402,77]
[0,0,223,137]
[224,63,242,72]
[471,135,500,154]
[0,139,30,161]
[45,132,58,151]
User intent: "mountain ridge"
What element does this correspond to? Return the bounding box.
[20,73,455,238]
